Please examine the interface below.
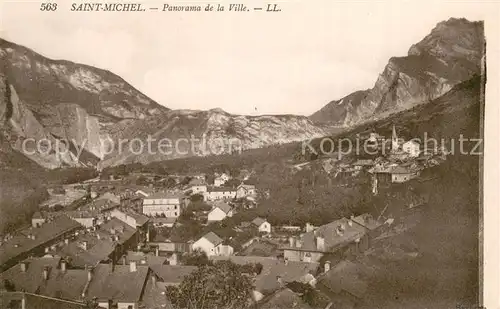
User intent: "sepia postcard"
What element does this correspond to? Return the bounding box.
[0,0,499,308]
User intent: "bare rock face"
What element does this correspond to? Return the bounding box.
[0,39,327,169]
[98,108,327,168]
[310,18,484,126]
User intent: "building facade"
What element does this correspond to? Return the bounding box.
[142,193,183,217]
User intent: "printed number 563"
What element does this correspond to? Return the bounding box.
[40,3,58,11]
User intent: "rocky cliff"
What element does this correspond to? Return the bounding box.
[98,108,326,168]
[0,38,326,169]
[310,18,484,126]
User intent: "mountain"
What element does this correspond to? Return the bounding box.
[98,108,325,168]
[0,38,326,169]
[310,18,484,126]
[0,38,169,168]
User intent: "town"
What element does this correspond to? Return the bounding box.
[0,125,448,309]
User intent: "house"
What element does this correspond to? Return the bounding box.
[282,217,367,263]
[54,218,139,268]
[210,255,318,301]
[316,260,374,308]
[142,192,184,217]
[252,217,271,234]
[390,166,420,183]
[187,178,207,195]
[235,184,256,198]
[0,215,83,272]
[110,209,149,229]
[191,232,233,257]
[402,140,421,157]
[207,202,233,222]
[204,186,237,201]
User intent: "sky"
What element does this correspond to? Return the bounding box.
[0,0,496,116]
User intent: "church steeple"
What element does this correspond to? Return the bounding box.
[391,124,399,151]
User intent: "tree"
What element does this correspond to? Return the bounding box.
[166,261,254,309]
[179,249,211,267]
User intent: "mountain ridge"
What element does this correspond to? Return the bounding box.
[0,38,327,169]
[309,18,484,126]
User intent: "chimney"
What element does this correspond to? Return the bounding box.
[87,266,93,282]
[61,260,67,273]
[20,261,27,272]
[288,236,295,247]
[284,258,289,266]
[130,261,137,272]
[315,236,325,251]
[324,261,331,273]
[296,239,302,248]
[348,219,353,227]
[42,266,49,280]
[155,246,159,256]
[151,274,157,286]
[82,241,88,250]
[44,247,50,253]
[64,238,69,245]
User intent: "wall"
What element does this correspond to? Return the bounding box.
[142,205,180,217]
[192,237,215,256]
[207,208,227,222]
[258,223,271,233]
[117,302,136,309]
[283,249,323,263]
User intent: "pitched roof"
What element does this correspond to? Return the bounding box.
[149,265,197,285]
[214,202,232,214]
[144,191,183,200]
[259,288,314,309]
[210,256,318,295]
[351,214,383,231]
[0,215,82,269]
[252,217,267,227]
[284,217,366,253]
[317,260,372,299]
[202,232,223,246]
[86,264,149,302]
[0,256,62,294]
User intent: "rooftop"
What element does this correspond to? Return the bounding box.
[210,256,318,295]
[213,202,232,214]
[317,260,374,300]
[284,217,366,253]
[86,264,149,302]
[0,216,82,268]
[252,217,267,227]
[259,288,313,309]
[201,232,223,246]
[149,265,197,285]
[144,191,183,200]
